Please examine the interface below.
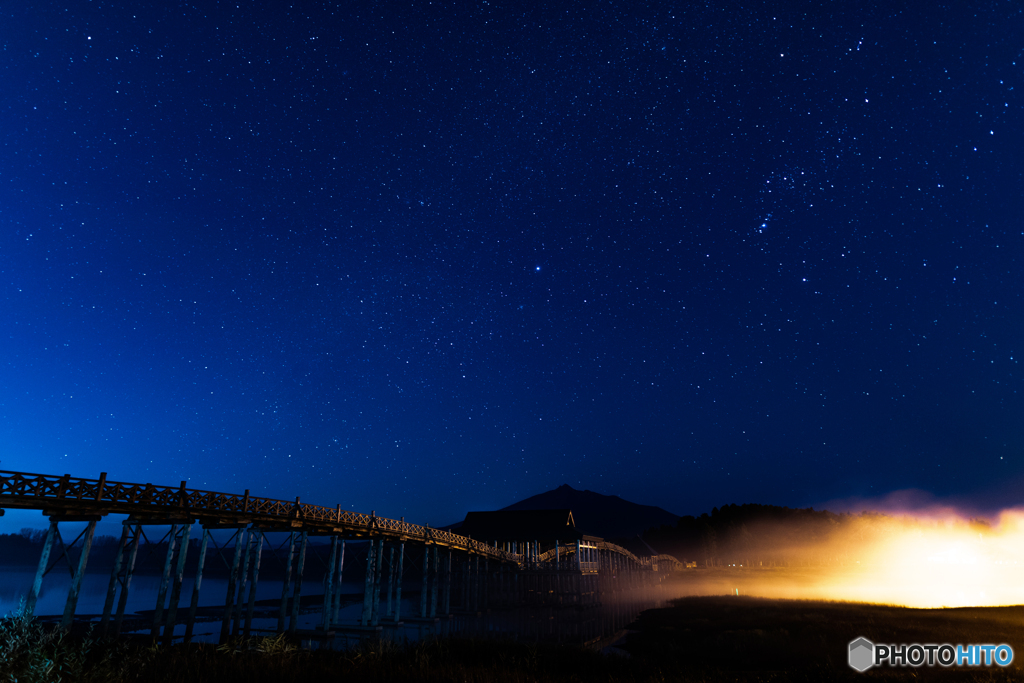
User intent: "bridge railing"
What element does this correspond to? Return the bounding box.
[596,540,642,565]
[650,554,685,571]
[0,470,520,564]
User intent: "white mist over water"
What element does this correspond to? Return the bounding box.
[669,509,1024,608]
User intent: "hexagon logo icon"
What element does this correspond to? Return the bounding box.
[848,637,875,672]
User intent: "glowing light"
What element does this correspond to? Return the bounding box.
[672,510,1024,608]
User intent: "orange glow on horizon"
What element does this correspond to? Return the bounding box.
[672,509,1024,608]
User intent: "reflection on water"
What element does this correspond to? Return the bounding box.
[0,568,324,621]
[398,594,664,647]
[1,568,667,647]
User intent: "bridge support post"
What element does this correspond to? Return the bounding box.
[232,528,254,637]
[184,527,210,643]
[392,542,404,623]
[483,558,489,610]
[288,531,308,633]
[474,555,481,612]
[384,544,394,618]
[439,551,449,613]
[61,519,97,630]
[330,540,346,624]
[114,523,142,635]
[371,538,384,625]
[25,520,58,617]
[442,550,451,615]
[475,557,483,610]
[418,545,430,618]
[429,547,438,617]
[360,538,377,626]
[151,524,179,637]
[163,523,192,644]
[321,536,338,630]
[243,530,264,638]
[478,556,485,610]
[220,527,246,643]
[101,521,131,634]
[460,555,469,611]
[277,531,295,633]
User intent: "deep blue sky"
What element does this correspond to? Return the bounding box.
[2,1,1022,528]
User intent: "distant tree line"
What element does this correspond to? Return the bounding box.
[0,529,127,569]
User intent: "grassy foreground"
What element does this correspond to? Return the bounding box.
[624,595,1024,681]
[4,596,1024,682]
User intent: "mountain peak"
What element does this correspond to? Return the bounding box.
[500,485,679,540]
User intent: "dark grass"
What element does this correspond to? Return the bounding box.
[622,595,1024,681]
[5,597,1024,681]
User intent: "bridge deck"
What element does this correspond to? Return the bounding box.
[0,469,519,563]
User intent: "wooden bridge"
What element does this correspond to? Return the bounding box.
[0,469,675,644]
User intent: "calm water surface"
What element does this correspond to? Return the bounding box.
[1,568,667,646]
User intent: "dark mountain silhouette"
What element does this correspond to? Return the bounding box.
[497,484,680,540]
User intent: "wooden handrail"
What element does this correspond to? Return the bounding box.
[0,469,672,570]
[0,470,520,563]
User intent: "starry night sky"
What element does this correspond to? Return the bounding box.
[2,1,1022,528]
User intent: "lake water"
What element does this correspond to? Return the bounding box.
[1,567,666,646]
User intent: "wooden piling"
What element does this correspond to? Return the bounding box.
[114,523,142,636]
[384,544,394,617]
[163,522,192,643]
[243,530,264,638]
[474,555,481,612]
[184,527,210,643]
[393,542,404,623]
[220,527,246,643]
[429,546,438,617]
[360,538,377,626]
[233,527,253,636]
[151,524,179,636]
[25,520,58,617]
[277,531,296,633]
[418,545,430,618]
[482,558,489,610]
[371,538,384,625]
[330,539,345,624]
[321,536,338,630]
[101,522,131,634]
[288,530,308,633]
[442,550,451,615]
[61,519,97,629]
